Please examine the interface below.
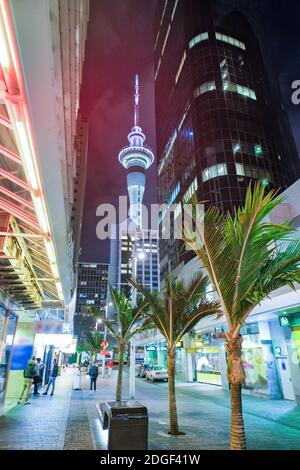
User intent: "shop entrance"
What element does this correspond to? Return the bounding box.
[276,356,295,400]
[0,307,17,414]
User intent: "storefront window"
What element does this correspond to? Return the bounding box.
[241,334,268,392]
[195,347,222,385]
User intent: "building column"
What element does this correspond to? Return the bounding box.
[287,331,300,404]
[258,321,282,399]
[219,345,229,390]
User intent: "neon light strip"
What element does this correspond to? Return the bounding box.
[0,143,22,164]
[16,121,39,190]
[0,13,9,68]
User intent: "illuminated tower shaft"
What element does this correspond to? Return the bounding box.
[118,75,154,229]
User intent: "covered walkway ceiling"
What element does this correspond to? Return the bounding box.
[0,0,63,308]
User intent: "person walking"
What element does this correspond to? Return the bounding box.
[107,360,113,378]
[43,358,59,396]
[33,358,44,396]
[88,361,98,394]
[18,356,37,405]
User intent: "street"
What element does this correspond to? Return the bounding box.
[0,368,300,450]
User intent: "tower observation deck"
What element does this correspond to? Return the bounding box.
[118,75,154,229]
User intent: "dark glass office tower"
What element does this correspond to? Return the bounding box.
[154,0,300,282]
[74,263,109,339]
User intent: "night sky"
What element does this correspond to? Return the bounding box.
[79,0,300,264]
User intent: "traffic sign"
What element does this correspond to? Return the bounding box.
[101,340,109,348]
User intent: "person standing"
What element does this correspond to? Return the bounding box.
[33,358,44,396]
[43,358,59,396]
[107,360,113,378]
[88,361,98,393]
[18,356,37,405]
[73,365,81,390]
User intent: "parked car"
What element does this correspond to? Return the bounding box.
[138,363,152,378]
[146,365,168,382]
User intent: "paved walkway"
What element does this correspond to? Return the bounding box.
[0,367,300,450]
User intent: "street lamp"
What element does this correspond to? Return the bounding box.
[129,249,145,398]
[102,302,112,378]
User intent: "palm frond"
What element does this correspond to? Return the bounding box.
[129,274,221,348]
[184,182,300,330]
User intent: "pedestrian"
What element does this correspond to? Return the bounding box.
[73,365,81,390]
[43,358,59,396]
[88,361,98,394]
[33,358,44,396]
[38,358,45,382]
[18,356,37,405]
[107,360,113,378]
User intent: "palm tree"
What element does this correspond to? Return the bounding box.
[102,286,151,401]
[82,331,104,361]
[184,183,300,449]
[129,272,221,436]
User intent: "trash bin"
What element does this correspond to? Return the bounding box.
[96,400,148,450]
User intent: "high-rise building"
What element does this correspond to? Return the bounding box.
[134,229,160,294]
[72,114,88,272]
[154,0,300,283]
[114,228,160,301]
[75,263,109,313]
[74,262,109,338]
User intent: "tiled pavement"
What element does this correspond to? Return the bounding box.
[0,367,300,450]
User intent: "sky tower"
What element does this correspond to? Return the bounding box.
[118,75,154,229]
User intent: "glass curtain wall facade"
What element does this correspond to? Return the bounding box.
[154,0,300,283]
[74,263,109,338]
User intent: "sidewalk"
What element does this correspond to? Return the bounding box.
[0,367,300,450]
[0,368,74,450]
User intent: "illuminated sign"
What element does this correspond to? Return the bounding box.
[279,315,300,328]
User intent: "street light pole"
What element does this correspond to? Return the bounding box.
[130,250,138,399]
[102,306,108,378]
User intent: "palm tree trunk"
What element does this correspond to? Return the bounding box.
[167,349,179,435]
[116,344,124,401]
[230,383,246,450]
[225,333,246,450]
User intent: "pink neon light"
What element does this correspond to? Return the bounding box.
[1,0,43,193]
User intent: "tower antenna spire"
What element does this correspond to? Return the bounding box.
[134,74,139,127]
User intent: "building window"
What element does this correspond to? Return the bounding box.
[233,143,241,154]
[154,58,161,81]
[235,163,245,176]
[194,81,216,98]
[175,50,186,84]
[202,164,228,182]
[215,32,246,50]
[254,144,263,157]
[223,81,256,100]
[168,181,180,206]
[189,32,209,49]
[183,177,198,202]
[235,163,272,182]
[160,0,168,26]
[171,0,179,21]
[161,23,171,56]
